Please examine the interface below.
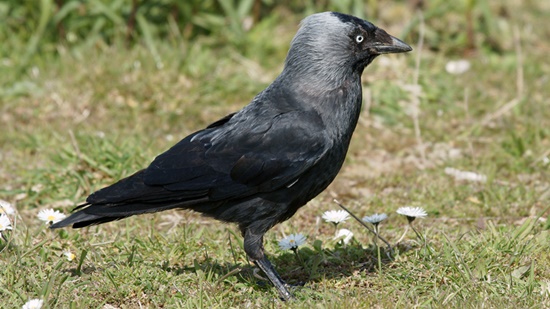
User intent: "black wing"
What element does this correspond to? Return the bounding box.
[87,109,330,205]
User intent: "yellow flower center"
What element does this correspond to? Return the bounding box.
[47,215,56,221]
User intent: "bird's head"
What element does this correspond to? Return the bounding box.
[282,12,412,90]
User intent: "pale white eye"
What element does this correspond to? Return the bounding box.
[355,35,364,43]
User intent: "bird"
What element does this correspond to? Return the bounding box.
[51,12,412,300]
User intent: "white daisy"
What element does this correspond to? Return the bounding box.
[0,199,15,215]
[396,206,427,218]
[362,213,388,225]
[396,206,427,225]
[396,207,427,241]
[22,299,43,309]
[322,210,350,225]
[63,250,76,262]
[0,214,12,236]
[37,209,66,225]
[445,59,471,75]
[278,233,306,251]
[334,228,354,245]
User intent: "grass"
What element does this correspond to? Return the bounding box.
[1,1,550,308]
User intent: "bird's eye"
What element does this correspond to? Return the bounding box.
[355,35,364,43]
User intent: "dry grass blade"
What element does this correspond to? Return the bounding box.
[333,199,393,255]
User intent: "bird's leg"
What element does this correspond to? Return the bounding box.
[254,255,292,301]
[243,228,292,301]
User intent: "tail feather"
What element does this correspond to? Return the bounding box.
[50,197,212,229]
[50,210,121,229]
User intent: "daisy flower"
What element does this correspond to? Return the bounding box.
[396,206,427,241]
[363,213,388,235]
[396,207,427,222]
[63,250,76,262]
[322,210,350,225]
[37,209,66,225]
[0,214,12,230]
[0,199,15,215]
[362,213,388,225]
[0,214,12,240]
[0,214,12,239]
[445,59,471,75]
[22,299,43,309]
[334,228,353,245]
[278,233,306,251]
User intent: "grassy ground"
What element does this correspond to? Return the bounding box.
[1,2,550,308]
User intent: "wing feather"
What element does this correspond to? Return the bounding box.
[88,109,330,206]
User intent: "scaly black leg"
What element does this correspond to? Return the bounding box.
[254,255,292,301]
[242,227,293,300]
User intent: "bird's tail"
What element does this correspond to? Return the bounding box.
[50,203,127,229]
[49,199,207,229]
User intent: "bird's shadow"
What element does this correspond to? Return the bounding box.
[270,241,397,284]
[54,240,414,298]
[158,240,409,296]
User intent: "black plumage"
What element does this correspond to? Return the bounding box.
[51,12,412,300]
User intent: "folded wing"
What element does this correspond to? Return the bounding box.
[87,109,330,209]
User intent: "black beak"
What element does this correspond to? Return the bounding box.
[373,35,412,54]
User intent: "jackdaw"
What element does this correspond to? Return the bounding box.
[51,12,412,300]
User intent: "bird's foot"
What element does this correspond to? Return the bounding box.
[253,256,293,301]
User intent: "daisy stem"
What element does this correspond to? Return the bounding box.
[292,248,305,268]
[410,223,424,243]
[376,241,382,273]
[372,231,382,274]
[334,199,393,254]
[396,224,409,244]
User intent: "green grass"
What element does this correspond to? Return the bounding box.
[1,1,550,308]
